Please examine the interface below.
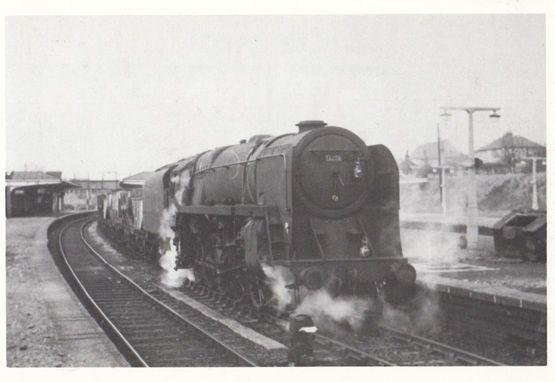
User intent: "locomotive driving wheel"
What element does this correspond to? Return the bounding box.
[248,279,271,309]
[217,274,246,304]
[194,266,214,290]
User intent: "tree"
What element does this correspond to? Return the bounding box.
[500,132,520,173]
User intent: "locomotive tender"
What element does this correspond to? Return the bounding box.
[98,120,416,309]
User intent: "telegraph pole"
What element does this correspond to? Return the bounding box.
[437,123,443,206]
[522,157,545,210]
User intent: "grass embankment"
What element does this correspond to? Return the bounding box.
[400,173,546,215]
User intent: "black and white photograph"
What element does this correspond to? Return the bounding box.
[2,1,551,376]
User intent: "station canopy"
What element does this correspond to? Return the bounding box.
[5,171,79,192]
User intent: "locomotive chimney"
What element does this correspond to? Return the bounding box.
[296,120,327,133]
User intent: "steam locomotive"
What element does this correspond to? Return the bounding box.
[98,120,416,312]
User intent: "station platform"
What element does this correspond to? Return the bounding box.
[6,216,128,367]
[401,226,546,313]
[417,272,546,312]
[400,211,502,235]
[400,211,545,311]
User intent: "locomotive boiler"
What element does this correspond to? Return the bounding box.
[100,120,416,311]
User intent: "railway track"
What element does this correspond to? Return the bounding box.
[52,216,258,367]
[151,265,506,366]
[314,326,505,366]
[59,214,510,366]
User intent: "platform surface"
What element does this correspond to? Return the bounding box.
[6,216,128,367]
[400,211,502,229]
[401,227,546,312]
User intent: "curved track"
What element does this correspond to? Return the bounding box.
[53,216,258,367]
[56,214,508,366]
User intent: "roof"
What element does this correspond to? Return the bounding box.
[398,151,417,167]
[7,171,59,181]
[411,140,469,161]
[476,132,545,152]
[122,171,153,182]
[46,171,62,179]
[120,171,153,189]
[398,153,417,173]
[69,179,119,190]
[6,180,79,190]
[5,171,80,189]
[411,140,471,168]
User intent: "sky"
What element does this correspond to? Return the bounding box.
[5,15,545,180]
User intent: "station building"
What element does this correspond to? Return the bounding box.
[64,172,153,210]
[64,179,119,210]
[5,171,79,217]
[403,140,472,178]
[475,133,546,174]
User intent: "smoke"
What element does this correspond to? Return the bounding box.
[261,264,295,312]
[261,265,375,331]
[260,263,442,334]
[295,290,372,332]
[159,204,177,240]
[159,251,195,288]
[400,176,478,216]
[399,177,472,264]
[381,285,442,335]
[155,170,198,288]
[172,172,191,206]
[401,228,463,264]
[158,203,195,288]
[398,187,476,336]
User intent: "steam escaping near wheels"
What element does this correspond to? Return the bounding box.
[158,204,195,288]
[295,290,373,332]
[159,251,195,288]
[261,264,295,311]
[261,263,374,331]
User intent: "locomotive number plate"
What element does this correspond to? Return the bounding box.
[325,154,343,162]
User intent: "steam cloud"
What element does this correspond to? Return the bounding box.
[262,262,441,334]
[158,180,195,288]
[401,228,462,264]
[261,264,372,331]
[295,290,372,332]
[380,286,442,334]
[261,264,294,311]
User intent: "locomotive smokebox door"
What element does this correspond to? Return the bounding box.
[288,314,317,366]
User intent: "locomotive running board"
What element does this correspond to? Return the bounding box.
[177,204,279,221]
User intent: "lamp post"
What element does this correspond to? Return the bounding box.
[440,106,500,249]
[436,123,447,214]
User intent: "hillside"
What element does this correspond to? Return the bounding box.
[400,173,546,215]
